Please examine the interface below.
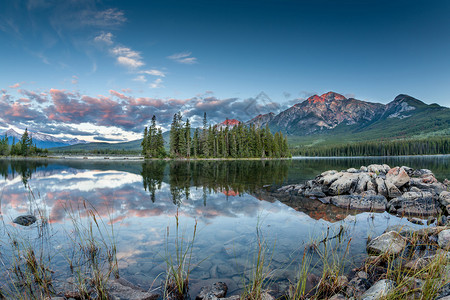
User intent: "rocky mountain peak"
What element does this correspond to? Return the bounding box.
[320,91,346,101]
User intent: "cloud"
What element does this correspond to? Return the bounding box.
[94,32,114,45]
[133,75,146,82]
[109,90,130,100]
[167,52,197,64]
[9,83,21,89]
[18,89,48,104]
[149,78,164,89]
[140,69,165,77]
[93,136,127,142]
[110,46,144,69]
[71,76,78,85]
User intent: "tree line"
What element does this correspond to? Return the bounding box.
[291,137,450,157]
[0,129,48,157]
[141,112,291,159]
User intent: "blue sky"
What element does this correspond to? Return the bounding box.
[1,0,449,141]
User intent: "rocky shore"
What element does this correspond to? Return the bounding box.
[278,164,449,217]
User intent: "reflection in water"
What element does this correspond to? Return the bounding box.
[141,160,291,206]
[0,156,448,297]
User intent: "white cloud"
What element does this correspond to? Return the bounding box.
[110,46,144,69]
[167,52,197,64]
[71,75,78,85]
[133,75,147,82]
[94,32,114,45]
[149,78,164,89]
[140,69,165,77]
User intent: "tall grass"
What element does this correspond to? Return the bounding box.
[163,209,198,300]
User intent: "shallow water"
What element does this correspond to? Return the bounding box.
[0,156,448,296]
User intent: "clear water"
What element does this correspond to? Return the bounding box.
[0,156,448,296]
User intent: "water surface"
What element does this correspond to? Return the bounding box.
[0,156,448,296]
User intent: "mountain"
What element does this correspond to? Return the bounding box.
[51,139,142,152]
[3,129,88,149]
[215,119,241,130]
[245,112,275,128]
[260,92,450,147]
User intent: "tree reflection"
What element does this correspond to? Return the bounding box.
[0,159,48,186]
[141,160,291,205]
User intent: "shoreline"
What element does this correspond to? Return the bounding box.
[0,153,448,162]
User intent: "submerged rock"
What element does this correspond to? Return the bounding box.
[107,278,159,300]
[367,231,407,255]
[13,215,37,226]
[196,282,228,300]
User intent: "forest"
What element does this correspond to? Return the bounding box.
[142,113,291,159]
[292,137,450,156]
[0,129,48,157]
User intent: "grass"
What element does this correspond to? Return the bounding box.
[0,184,119,300]
[163,209,198,300]
[240,226,273,300]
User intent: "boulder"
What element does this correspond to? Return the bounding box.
[384,180,402,198]
[388,192,440,216]
[329,195,387,211]
[360,166,368,172]
[107,278,159,300]
[438,229,450,250]
[328,173,360,195]
[440,191,450,206]
[318,172,342,186]
[386,167,410,188]
[346,276,371,298]
[368,164,389,174]
[196,282,228,300]
[360,279,395,300]
[412,169,433,177]
[303,187,326,198]
[375,177,388,197]
[421,173,438,184]
[354,173,371,194]
[13,215,37,226]
[367,231,407,255]
[347,168,359,173]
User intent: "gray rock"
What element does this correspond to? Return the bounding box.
[318,172,343,186]
[328,173,360,195]
[329,294,346,300]
[386,167,410,188]
[346,276,371,298]
[367,231,407,255]
[412,169,433,177]
[401,166,414,176]
[360,279,395,300]
[368,164,389,174]
[439,229,450,250]
[360,166,368,172]
[408,217,424,225]
[347,168,359,173]
[375,177,388,197]
[107,278,159,300]
[196,282,228,300]
[384,180,402,198]
[304,187,326,198]
[388,191,441,216]
[440,191,450,206]
[384,225,414,237]
[329,195,387,211]
[321,170,338,177]
[354,173,371,194]
[13,215,37,226]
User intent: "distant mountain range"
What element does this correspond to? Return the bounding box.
[5,92,449,152]
[247,92,450,146]
[3,129,88,149]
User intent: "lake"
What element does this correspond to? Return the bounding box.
[0,156,448,297]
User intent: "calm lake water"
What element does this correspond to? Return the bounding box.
[0,156,448,297]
